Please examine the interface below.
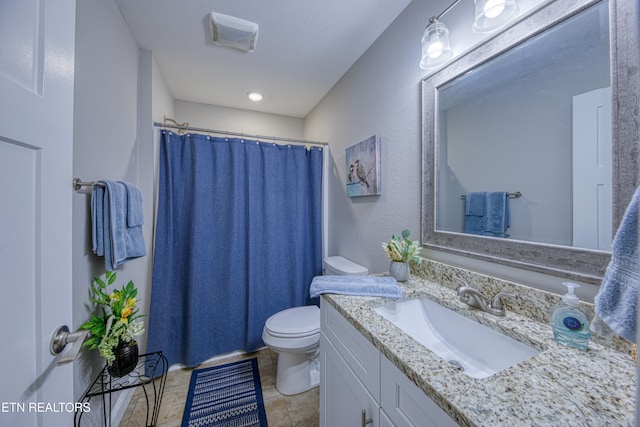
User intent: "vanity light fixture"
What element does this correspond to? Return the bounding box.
[420,18,453,70]
[420,0,519,70]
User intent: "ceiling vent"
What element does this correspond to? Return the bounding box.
[209,12,259,53]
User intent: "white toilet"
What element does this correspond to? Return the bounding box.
[262,256,368,395]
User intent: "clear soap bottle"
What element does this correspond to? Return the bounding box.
[550,282,591,350]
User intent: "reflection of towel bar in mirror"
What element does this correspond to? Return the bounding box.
[421,0,638,283]
[73,178,106,190]
[460,192,521,200]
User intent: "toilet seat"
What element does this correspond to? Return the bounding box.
[264,306,320,338]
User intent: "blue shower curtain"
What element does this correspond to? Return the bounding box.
[147,131,324,368]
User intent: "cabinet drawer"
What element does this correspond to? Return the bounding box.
[380,356,457,427]
[321,298,380,401]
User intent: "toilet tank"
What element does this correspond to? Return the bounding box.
[323,256,368,276]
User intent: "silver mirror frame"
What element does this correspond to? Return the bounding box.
[421,0,639,284]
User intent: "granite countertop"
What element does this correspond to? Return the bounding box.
[322,275,636,427]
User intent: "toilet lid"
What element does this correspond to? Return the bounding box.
[265,306,320,338]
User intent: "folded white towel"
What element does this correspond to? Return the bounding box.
[309,275,403,299]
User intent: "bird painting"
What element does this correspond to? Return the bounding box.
[346,135,381,197]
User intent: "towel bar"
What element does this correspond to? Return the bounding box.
[73,178,106,190]
[460,191,521,200]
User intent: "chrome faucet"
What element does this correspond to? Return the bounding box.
[454,278,514,317]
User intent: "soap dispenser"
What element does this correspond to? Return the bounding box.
[550,282,591,350]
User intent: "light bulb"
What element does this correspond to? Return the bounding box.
[420,18,452,70]
[247,92,263,102]
[484,0,506,19]
[428,39,444,58]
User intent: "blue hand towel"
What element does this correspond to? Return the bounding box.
[120,181,144,227]
[485,192,510,238]
[593,186,640,343]
[91,185,105,256]
[464,192,510,238]
[465,192,486,216]
[464,215,486,236]
[309,275,403,299]
[464,192,487,235]
[106,181,146,269]
[92,180,146,271]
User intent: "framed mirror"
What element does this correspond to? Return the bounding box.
[421,0,639,283]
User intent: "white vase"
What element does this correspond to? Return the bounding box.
[389,261,410,282]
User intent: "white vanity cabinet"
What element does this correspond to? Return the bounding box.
[320,299,456,427]
[320,300,380,427]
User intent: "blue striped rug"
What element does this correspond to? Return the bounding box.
[181,358,268,427]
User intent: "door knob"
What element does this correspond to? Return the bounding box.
[50,325,90,365]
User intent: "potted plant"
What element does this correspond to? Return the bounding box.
[381,229,423,281]
[80,271,145,377]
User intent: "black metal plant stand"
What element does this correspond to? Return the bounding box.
[75,351,168,427]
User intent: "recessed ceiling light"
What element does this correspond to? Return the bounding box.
[248,92,263,102]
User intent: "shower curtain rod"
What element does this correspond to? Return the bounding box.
[154,122,328,147]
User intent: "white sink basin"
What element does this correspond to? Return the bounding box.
[373,297,540,379]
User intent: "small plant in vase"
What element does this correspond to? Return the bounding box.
[80,271,145,377]
[381,229,423,281]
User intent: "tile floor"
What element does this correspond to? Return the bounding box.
[119,348,319,427]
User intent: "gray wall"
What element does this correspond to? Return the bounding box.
[439,87,573,245]
[174,100,304,139]
[302,0,595,298]
[71,0,167,420]
[72,3,178,421]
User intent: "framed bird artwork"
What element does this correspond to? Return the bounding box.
[346,135,381,197]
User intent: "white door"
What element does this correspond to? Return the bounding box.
[0,1,76,426]
[572,87,612,250]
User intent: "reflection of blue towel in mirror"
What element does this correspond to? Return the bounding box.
[485,192,510,237]
[464,192,510,238]
[463,192,486,235]
[465,192,486,216]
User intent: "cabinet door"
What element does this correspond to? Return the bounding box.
[320,333,380,427]
[380,356,457,427]
[321,299,380,401]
